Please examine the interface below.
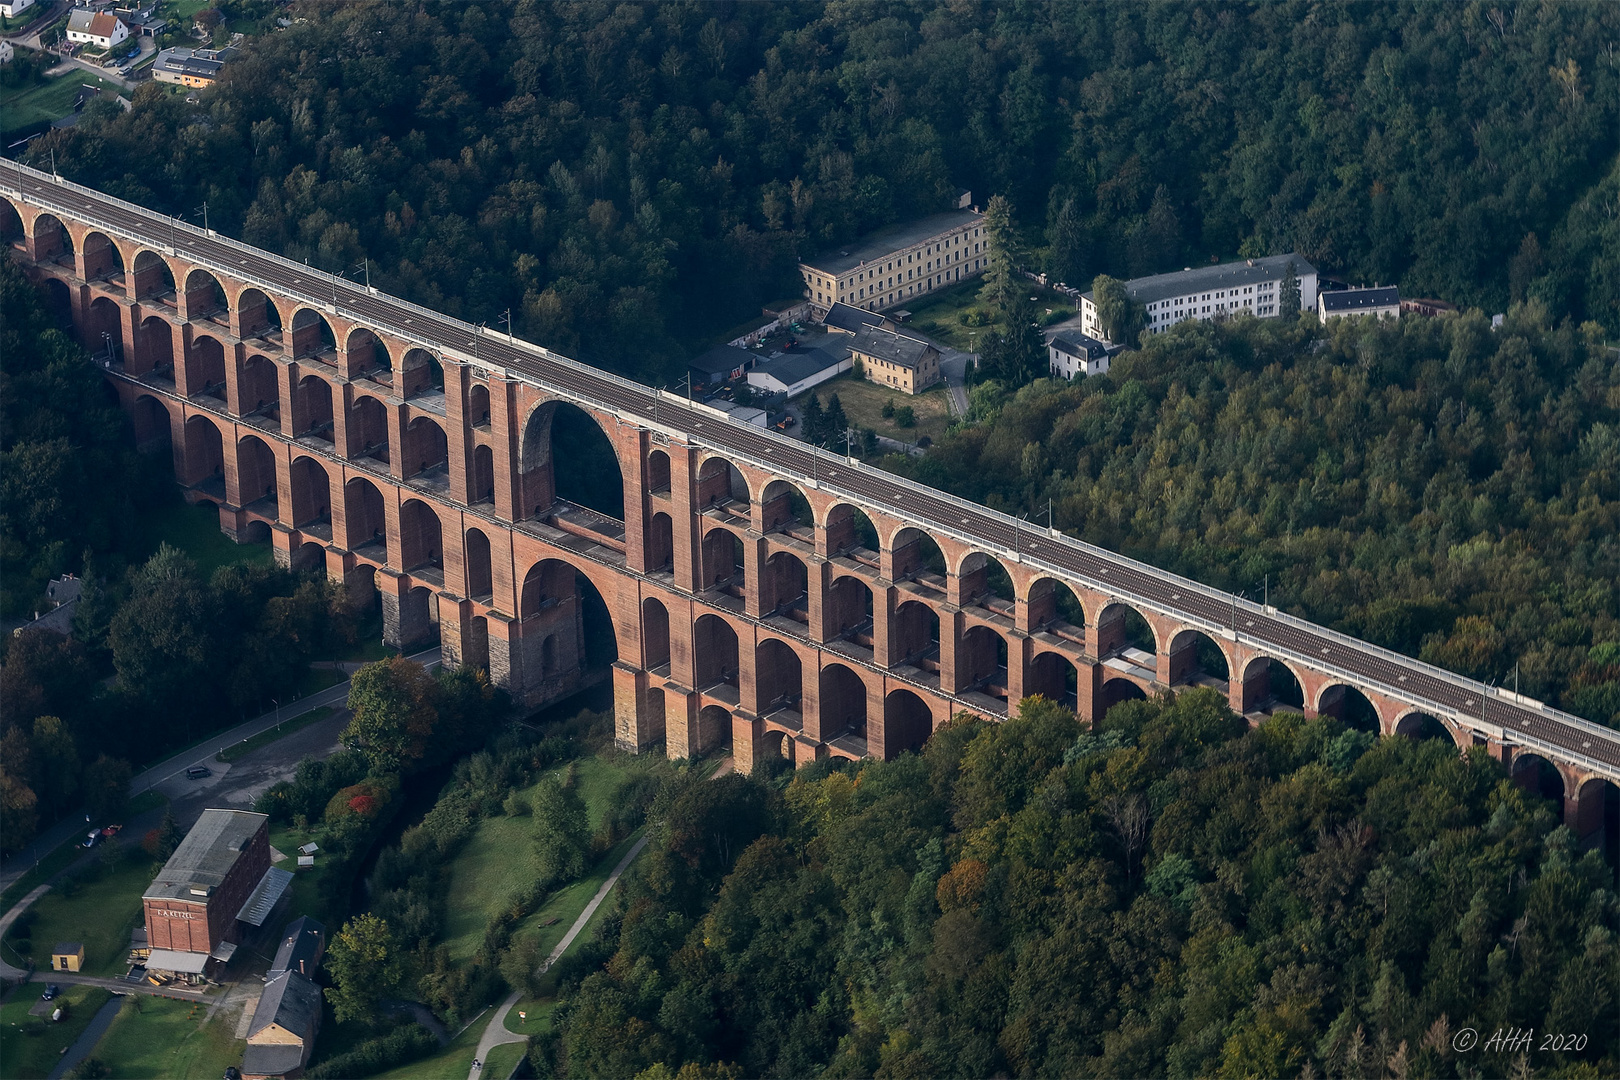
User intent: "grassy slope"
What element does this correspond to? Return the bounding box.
[0,984,113,1080]
[370,1017,484,1080]
[88,994,238,1079]
[17,855,155,976]
[800,371,954,444]
[130,499,273,578]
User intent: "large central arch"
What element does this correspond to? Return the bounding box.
[519,400,625,520]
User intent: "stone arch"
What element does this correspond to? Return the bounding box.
[890,526,947,581]
[826,502,880,556]
[346,327,389,375]
[645,448,671,493]
[759,727,792,763]
[893,599,941,666]
[236,287,280,340]
[693,612,740,690]
[1393,710,1454,743]
[697,705,733,755]
[344,476,387,552]
[468,382,491,426]
[1028,576,1086,632]
[85,295,123,361]
[957,550,1017,610]
[296,374,334,443]
[827,574,874,640]
[700,524,746,595]
[182,266,227,318]
[130,394,172,453]
[1166,628,1231,688]
[472,444,494,504]
[238,520,272,545]
[181,413,224,486]
[760,478,814,533]
[39,276,71,327]
[1234,655,1308,714]
[517,557,619,693]
[756,637,803,715]
[185,333,227,399]
[0,197,21,245]
[399,499,444,571]
[462,613,490,673]
[641,596,670,669]
[647,511,674,572]
[519,400,626,520]
[520,558,576,619]
[400,347,442,397]
[1027,651,1078,710]
[131,249,175,300]
[239,353,281,418]
[1101,678,1148,714]
[960,624,1010,707]
[137,314,174,374]
[884,688,934,757]
[763,549,809,622]
[1510,752,1567,804]
[288,456,333,528]
[235,433,278,506]
[696,453,750,509]
[29,212,69,261]
[1573,777,1619,868]
[1315,682,1380,734]
[80,229,124,281]
[403,415,448,478]
[464,527,493,598]
[289,307,337,359]
[348,394,389,462]
[291,541,326,572]
[1094,600,1157,658]
[819,662,869,740]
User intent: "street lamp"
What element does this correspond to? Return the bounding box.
[100,331,113,365]
[273,698,281,732]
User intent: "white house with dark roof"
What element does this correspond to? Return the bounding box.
[1080,254,1318,344]
[1047,330,1113,379]
[1318,285,1401,323]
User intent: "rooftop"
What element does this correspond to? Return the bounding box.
[803,209,983,276]
[753,342,850,386]
[143,809,266,904]
[849,324,938,370]
[823,302,886,335]
[248,969,322,1042]
[1049,330,1110,361]
[1321,285,1400,311]
[1086,254,1318,306]
[271,916,326,976]
[154,47,225,79]
[690,343,754,375]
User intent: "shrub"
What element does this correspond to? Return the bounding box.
[306,1023,439,1079]
[893,405,916,428]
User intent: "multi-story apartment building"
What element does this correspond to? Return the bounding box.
[1080,254,1318,344]
[800,199,987,315]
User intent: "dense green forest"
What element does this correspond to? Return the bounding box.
[25,0,1620,388]
[540,694,1618,1079]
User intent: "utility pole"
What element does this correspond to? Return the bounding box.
[1264,574,1269,610]
[499,308,513,343]
[1046,498,1054,532]
[196,200,208,232]
[353,258,370,290]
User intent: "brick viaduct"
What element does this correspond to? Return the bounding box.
[3,164,1617,848]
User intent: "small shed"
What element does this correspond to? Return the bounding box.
[52,942,85,972]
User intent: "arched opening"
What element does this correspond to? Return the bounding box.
[292,541,326,572]
[289,308,337,360]
[131,250,175,301]
[29,212,69,262]
[819,663,869,742]
[959,551,1017,615]
[645,448,670,493]
[1101,678,1148,716]
[80,230,125,281]
[289,456,332,529]
[137,315,175,375]
[696,454,749,511]
[296,374,334,443]
[1028,577,1086,635]
[1234,655,1302,715]
[239,520,271,544]
[182,267,227,320]
[1167,629,1230,689]
[520,401,625,520]
[348,394,390,463]
[647,512,674,573]
[181,415,223,487]
[764,550,809,623]
[697,704,733,756]
[1394,712,1452,742]
[1510,753,1566,805]
[960,625,1010,707]
[39,277,71,328]
[1095,601,1157,660]
[826,503,880,557]
[185,334,227,400]
[346,328,389,378]
[468,383,491,426]
[240,353,281,419]
[463,614,490,673]
[236,287,280,340]
[759,728,792,765]
[760,479,814,535]
[827,575,874,644]
[893,600,941,669]
[0,198,22,247]
[403,416,448,479]
[130,395,172,454]
[465,528,493,598]
[235,434,277,507]
[400,347,442,397]
[1316,683,1380,734]
[472,445,494,504]
[891,527,947,587]
[344,476,387,554]
[1268,660,1305,709]
[884,688,934,757]
[1574,778,1620,876]
[701,525,746,598]
[86,296,123,363]
[692,613,740,691]
[641,597,670,670]
[399,499,443,572]
[756,638,803,718]
[1027,651,1078,710]
[520,560,618,675]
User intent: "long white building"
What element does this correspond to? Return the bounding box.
[1080,254,1318,344]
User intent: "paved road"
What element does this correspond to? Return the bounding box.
[48,993,124,1080]
[7,162,1617,779]
[0,885,50,980]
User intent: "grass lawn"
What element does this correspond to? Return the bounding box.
[0,984,113,1080]
[372,1016,484,1080]
[268,824,345,930]
[482,1039,528,1078]
[87,994,238,1079]
[904,276,1078,352]
[129,498,274,578]
[0,790,167,912]
[218,705,335,763]
[797,372,954,446]
[16,854,157,976]
[0,72,124,136]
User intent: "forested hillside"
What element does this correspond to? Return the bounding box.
[27,0,1620,384]
[542,695,1619,1079]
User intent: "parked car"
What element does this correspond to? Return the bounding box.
[185,765,211,779]
[40,984,59,1001]
[82,830,99,848]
